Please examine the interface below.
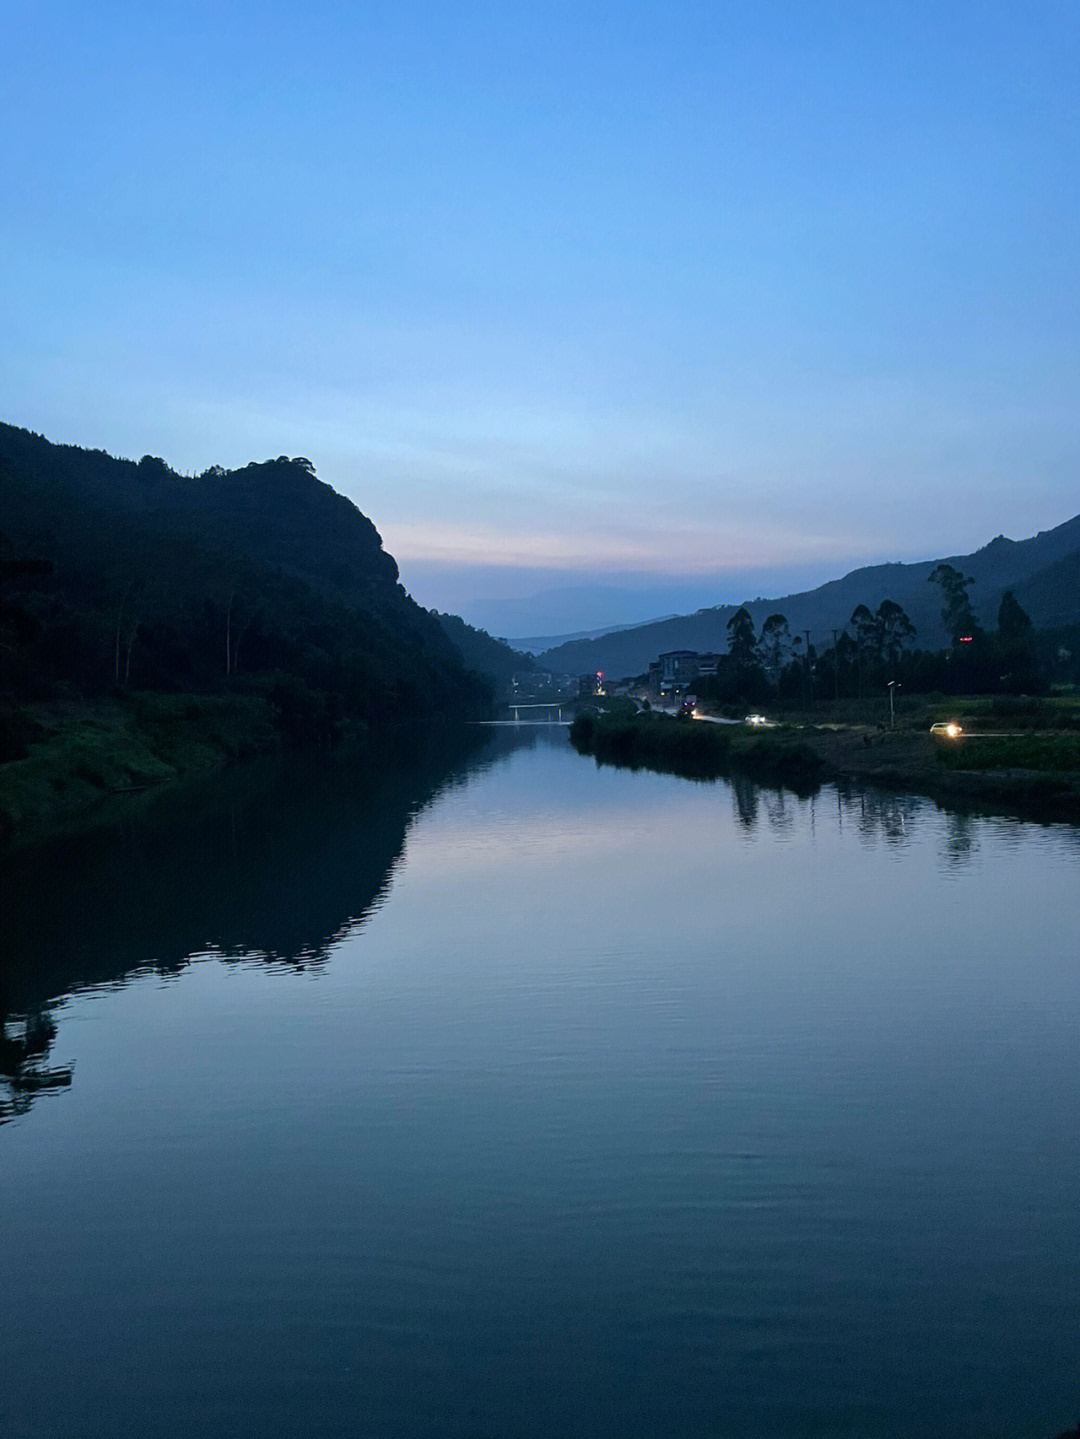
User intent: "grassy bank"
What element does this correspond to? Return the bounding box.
[703,691,1080,735]
[807,724,1080,821]
[0,693,281,850]
[569,709,824,794]
[935,731,1080,772]
[571,705,1080,823]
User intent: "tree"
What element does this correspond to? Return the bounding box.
[875,600,916,669]
[726,607,758,668]
[833,629,858,698]
[996,590,1040,693]
[707,607,772,705]
[758,613,790,679]
[997,590,1033,643]
[929,564,979,643]
[0,548,52,657]
[849,604,876,696]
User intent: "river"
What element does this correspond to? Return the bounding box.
[2,725,1079,1438]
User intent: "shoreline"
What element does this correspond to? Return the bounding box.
[570,709,1080,826]
[0,696,496,854]
[0,694,282,852]
[792,725,1080,824]
[4,701,1078,852]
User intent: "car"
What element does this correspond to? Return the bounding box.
[930,721,963,738]
[744,713,775,727]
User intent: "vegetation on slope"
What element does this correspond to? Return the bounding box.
[0,423,491,841]
[431,611,534,686]
[0,424,485,728]
[0,693,285,847]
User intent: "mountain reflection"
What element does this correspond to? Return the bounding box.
[5,724,1075,1128]
[1,723,497,1123]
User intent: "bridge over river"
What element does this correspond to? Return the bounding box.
[500,702,569,724]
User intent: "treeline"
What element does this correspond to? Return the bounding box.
[689,564,1056,708]
[430,612,534,687]
[0,424,487,745]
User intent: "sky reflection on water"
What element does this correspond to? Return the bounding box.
[2,727,1079,1439]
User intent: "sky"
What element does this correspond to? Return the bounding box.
[3,0,1078,634]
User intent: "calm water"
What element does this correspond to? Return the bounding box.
[2,726,1079,1439]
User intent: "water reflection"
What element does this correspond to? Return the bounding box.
[729,772,761,831]
[1,723,497,1123]
[761,786,797,837]
[849,786,916,848]
[0,1008,72,1123]
[726,770,1080,871]
[728,778,923,849]
[4,725,1077,1129]
[943,809,979,869]
[3,726,1080,1438]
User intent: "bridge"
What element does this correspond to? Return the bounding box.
[505,702,568,724]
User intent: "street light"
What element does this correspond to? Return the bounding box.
[887,680,900,729]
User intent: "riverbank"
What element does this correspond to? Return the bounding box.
[0,691,503,853]
[570,709,824,792]
[0,693,284,850]
[797,723,1080,822]
[571,708,1080,823]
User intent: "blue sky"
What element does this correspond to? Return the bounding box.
[3,0,1078,631]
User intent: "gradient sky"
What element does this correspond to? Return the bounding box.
[3,0,1078,631]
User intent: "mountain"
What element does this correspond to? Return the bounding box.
[431,612,534,685]
[537,515,1080,677]
[509,616,681,654]
[0,423,480,726]
[1012,550,1080,631]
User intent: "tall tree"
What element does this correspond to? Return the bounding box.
[875,600,916,668]
[929,564,979,643]
[849,604,876,696]
[996,590,1040,693]
[726,607,758,668]
[997,590,1033,642]
[757,613,790,679]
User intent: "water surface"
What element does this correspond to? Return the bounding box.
[3,727,1079,1438]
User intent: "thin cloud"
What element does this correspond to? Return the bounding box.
[384,518,883,575]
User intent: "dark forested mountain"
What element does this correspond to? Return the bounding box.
[538,515,1080,676]
[430,612,535,685]
[1012,550,1080,631]
[0,423,482,726]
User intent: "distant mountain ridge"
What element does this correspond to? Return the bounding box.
[463,580,708,639]
[509,616,680,654]
[537,514,1080,676]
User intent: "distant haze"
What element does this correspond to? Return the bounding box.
[416,567,866,640]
